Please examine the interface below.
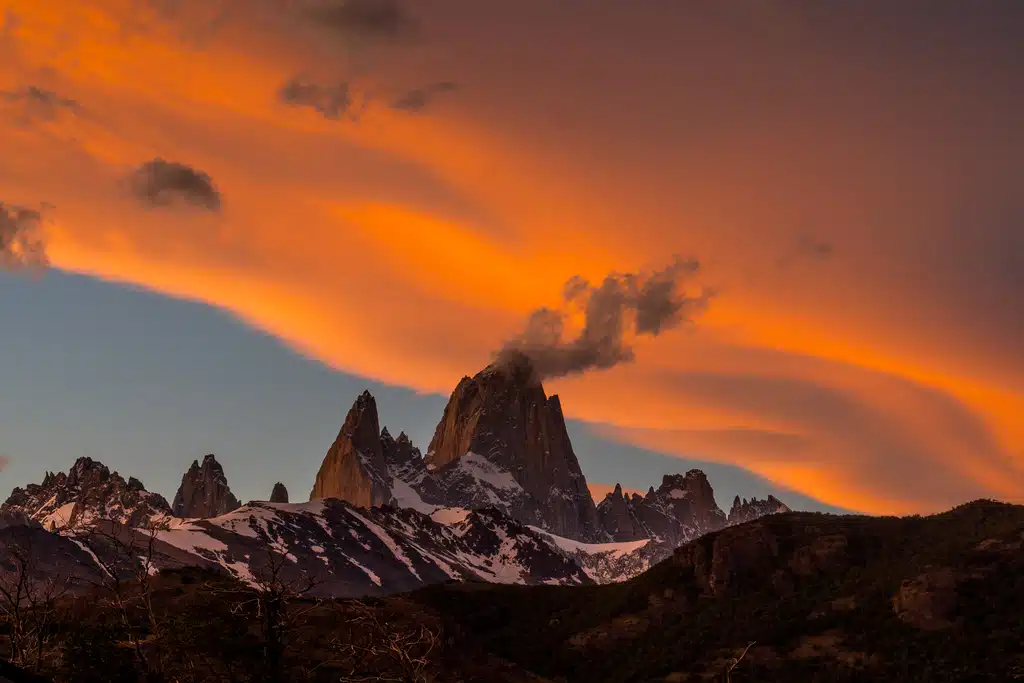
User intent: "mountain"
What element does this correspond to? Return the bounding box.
[0,498,597,596]
[9,500,1021,683]
[597,471,727,545]
[2,359,794,599]
[269,482,289,504]
[171,454,241,519]
[309,390,393,508]
[423,354,602,541]
[2,456,171,530]
[728,493,791,524]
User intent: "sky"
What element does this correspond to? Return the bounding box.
[1,0,1022,516]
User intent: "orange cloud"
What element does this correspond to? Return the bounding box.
[3,0,1022,514]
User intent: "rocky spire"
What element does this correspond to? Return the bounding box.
[309,391,393,508]
[596,484,645,542]
[270,482,289,504]
[172,454,241,519]
[425,355,602,541]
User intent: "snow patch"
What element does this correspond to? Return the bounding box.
[430,507,471,525]
[391,478,436,514]
[41,503,76,530]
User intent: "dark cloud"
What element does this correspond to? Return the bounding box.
[128,158,222,212]
[279,78,364,120]
[391,81,457,113]
[303,0,417,42]
[0,202,48,270]
[778,232,834,267]
[0,85,80,123]
[496,257,712,380]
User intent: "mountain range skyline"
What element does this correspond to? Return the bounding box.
[2,1,1023,518]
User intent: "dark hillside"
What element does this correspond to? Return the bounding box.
[413,501,1024,682]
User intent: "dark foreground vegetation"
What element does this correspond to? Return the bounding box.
[2,500,1022,682]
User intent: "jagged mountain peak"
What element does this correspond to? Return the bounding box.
[423,360,602,541]
[309,390,393,508]
[2,457,171,529]
[172,453,241,519]
[727,493,791,525]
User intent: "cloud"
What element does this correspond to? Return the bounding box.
[302,0,417,42]
[128,159,222,212]
[278,78,365,121]
[496,257,713,380]
[391,81,457,113]
[5,0,1024,517]
[0,202,48,269]
[0,85,80,124]
[0,454,8,472]
[778,232,834,267]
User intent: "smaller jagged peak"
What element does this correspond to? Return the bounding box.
[172,453,240,518]
[597,483,625,507]
[69,456,108,480]
[2,457,171,528]
[380,426,394,442]
[270,482,289,504]
[727,493,791,525]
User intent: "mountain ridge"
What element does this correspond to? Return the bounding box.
[1,358,793,596]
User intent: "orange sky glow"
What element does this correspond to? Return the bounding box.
[3,0,1022,514]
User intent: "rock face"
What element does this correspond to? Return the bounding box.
[1,456,171,529]
[728,495,791,525]
[424,355,602,541]
[172,454,241,519]
[270,482,289,504]
[309,391,393,508]
[597,471,729,546]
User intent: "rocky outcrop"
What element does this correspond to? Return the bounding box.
[893,568,958,630]
[424,354,602,541]
[310,391,393,508]
[2,456,172,530]
[270,482,289,504]
[172,454,241,519]
[728,495,791,525]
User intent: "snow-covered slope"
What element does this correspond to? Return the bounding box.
[133,500,594,595]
